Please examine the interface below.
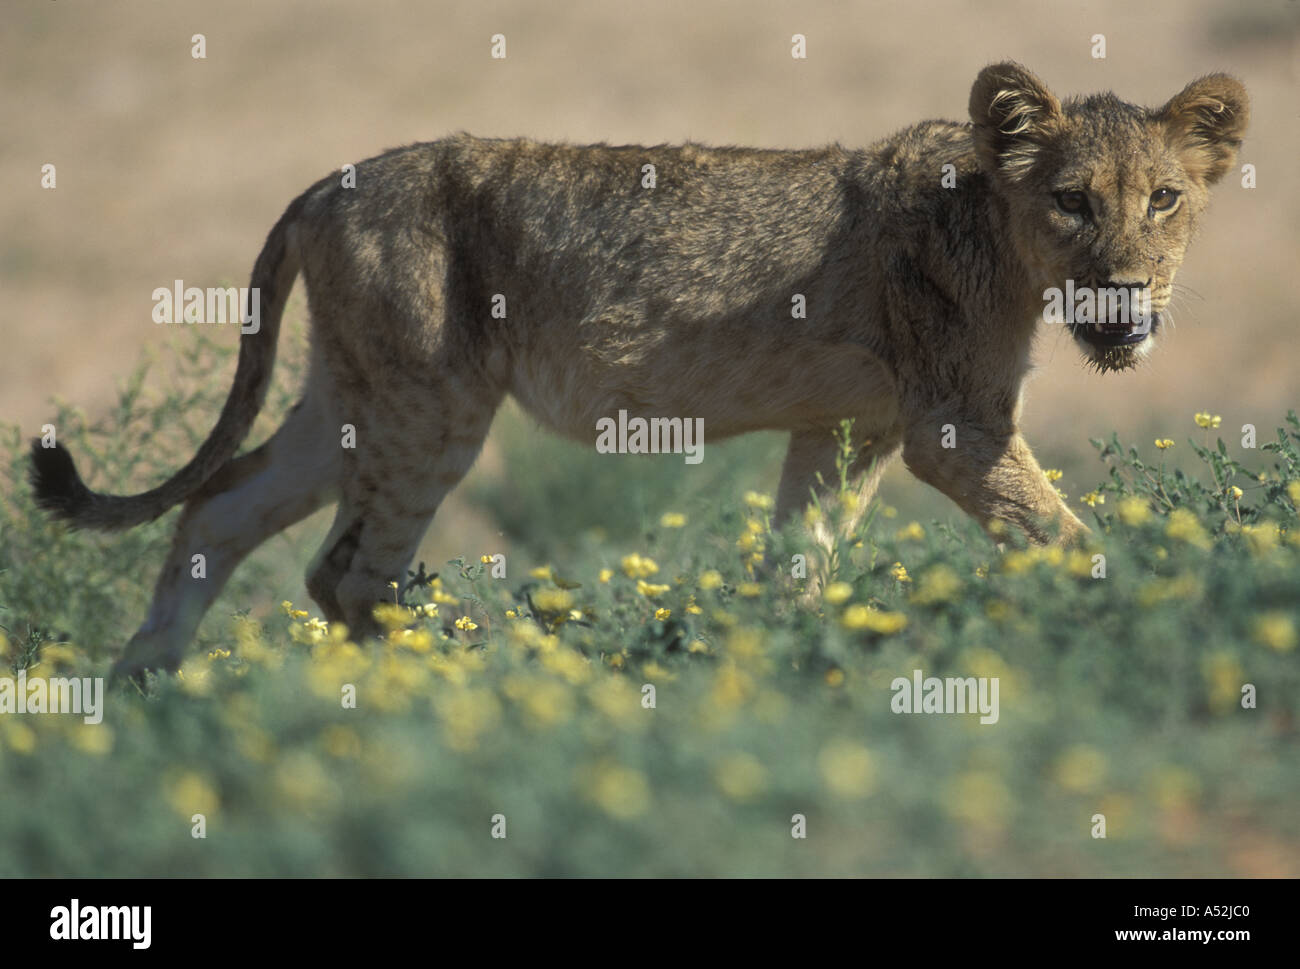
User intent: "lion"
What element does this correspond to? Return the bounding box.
[29,62,1248,676]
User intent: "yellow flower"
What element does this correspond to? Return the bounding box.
[895,520,925,542]
[1194,411,1222,429]
[530,565,554,580]
[1043,468,1063,483]
[1155,438,1175,450]
[736,582,762,598]
[660,512,687,528]
[1117,496,1151,526]
[621,553,660,579]
[1227,485,1243,501]
[841,604,907,634]
[1053,745,1106,793]
[909,564,962,605]
[714,753,768,801]
[743,491,774,511]
[1080,491,1104,508]
[654,607,671,621]
[1165,508,1210,549]
[454,616,478,631]
[698,569,723,590]
[480,554,492,564]
[1288,481,1300,506]
[824,668,845,688]
[598,568,613,583]
[823,581,853,605]
[1252,612,1296,652]
[578,761,650,819]
[818,741,876,799]
[164,770,219,819]
[532,588,574,613]
[1241,522,1279,556]
[890,562,910,583]
[504,609,517,619]
[636,579,670,597]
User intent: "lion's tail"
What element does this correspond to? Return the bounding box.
[29,188,312,531]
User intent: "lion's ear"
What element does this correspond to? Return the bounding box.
[1157,74,1249,186]
[969,62,1062,181]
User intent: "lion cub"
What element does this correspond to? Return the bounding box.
[31,62,1247,675]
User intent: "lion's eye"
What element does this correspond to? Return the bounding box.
[1055,191,1089,216]
[1149,187,1179,212]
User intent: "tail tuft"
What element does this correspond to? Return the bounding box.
[29,440,95,527]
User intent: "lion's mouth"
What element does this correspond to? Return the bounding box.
[1074,313,1160,349]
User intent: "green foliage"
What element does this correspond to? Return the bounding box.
[1,353,1296,875]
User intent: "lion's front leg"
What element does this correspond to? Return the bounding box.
[901,421,1087,546]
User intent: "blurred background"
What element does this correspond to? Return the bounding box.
[4,0,1297,569]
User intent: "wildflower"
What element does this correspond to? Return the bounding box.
[743,491,774,511]
[280,600,308,620]
[909,564,962,605]
[1227,485,1243,501]
[1155,438,1175,450]
[454,616,478,632]
[598,568,613,583]
[685,596,703,615]
[164,771,219,819]
[1117,496,1151,526]
[1193,412,1222,429]
[1165,508,1211,549]
[1053,745,1106,792]
[736,582,762,598]
[530,565,554,581]
[818,741,876,799]
[823,581,853,605]
[636,579,670,598]
[505,609,517,619]
[1289,481,1300,506]
[660,512,687,528]
[841,604,907,634]
[480,554,492,564]
[1252,612,1296,652]
[532,588,574,613]
[943,771,1012,832]
[714,753,768,801]
[1043,468,1063,483]
[578,761,650,819]
[890,562,910,583]
[1241,522,1279,556]
[895,521,925,542]
[654,607,671,621]
[1080,490,1104,508]
[621,553,659,579]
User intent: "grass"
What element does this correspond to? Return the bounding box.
[1,333,1297,875]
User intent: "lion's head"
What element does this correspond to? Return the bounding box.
[969,62,1248,372]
